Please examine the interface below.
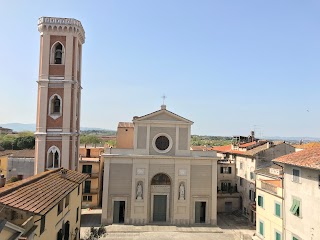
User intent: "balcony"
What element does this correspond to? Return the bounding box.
[217,186,240,197]
[82,172,99,179]
[83,188,99,195]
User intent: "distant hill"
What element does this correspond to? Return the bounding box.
[0,123,116,134]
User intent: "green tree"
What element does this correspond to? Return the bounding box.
[80,135,102,146]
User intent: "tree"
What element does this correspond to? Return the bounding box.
[82,226,106,240]
[80,135,102,146]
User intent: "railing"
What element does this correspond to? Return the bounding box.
[261,181,277,194]
[217,186,238,194]
[38,17,83,28]
[82,172,99,178]
[83,188,99,194]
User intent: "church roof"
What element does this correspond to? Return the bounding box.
[133,105,193,124]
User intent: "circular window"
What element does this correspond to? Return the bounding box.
[155,136,169,150]
[152,133,173,153]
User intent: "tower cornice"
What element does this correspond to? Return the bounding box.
[38,16,85,43]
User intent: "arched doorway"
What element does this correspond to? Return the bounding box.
[151,173,171,222]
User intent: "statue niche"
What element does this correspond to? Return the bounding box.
[136,181,143,200]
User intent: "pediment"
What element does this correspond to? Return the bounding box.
[134,109,193,124]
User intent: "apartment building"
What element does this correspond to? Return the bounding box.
[213,138,294,223]
[254,165,283,240]
[273,147,320,240]
[79,147,104,208]
[0,168,88,240]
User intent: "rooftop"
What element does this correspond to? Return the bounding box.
[118,122,134,128]
[273,147,320,170]
[261,179,282,188]
[293,142,320,149]
[0,149,35,158]
[255,164,283,178]
[212,141,285,157]
[0,168,88,215]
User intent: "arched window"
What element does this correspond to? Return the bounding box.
[48,94,62,119]
[53,96,60,113]
[151,173,171,185]
[51,42,65,65]
[57,229,63,240]
[47,146,60,169]
[54,43,62,64]
[64,221,70,240]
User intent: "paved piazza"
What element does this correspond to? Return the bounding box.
[80,209,255,240]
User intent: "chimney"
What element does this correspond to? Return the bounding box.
[0,174,6,187]
[60,168,68,178]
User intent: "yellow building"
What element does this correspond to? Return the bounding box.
[0,168,88,240]
[0,150,14,179]
[254,165,283,240]
[79,147,104,208]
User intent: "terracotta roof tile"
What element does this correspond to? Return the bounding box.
[9,149,35,158]
[293,142,320,149]
[239,141,257,148]
[261,179,282,188]
[0,168,88,215]
[273,147,320,170]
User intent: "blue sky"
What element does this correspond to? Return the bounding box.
[0,0,319,137]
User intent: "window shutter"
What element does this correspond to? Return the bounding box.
[275,203,281,217]
[228,167,232,174]
[258,196,261,206]
[220,167,223,173]
[259,221,264,236]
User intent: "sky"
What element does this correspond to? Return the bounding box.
[0,0,320,138]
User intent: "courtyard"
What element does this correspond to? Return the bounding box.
[80,209,255,240]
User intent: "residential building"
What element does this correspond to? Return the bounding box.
[213,138,294,223]
[101,105,219,225]
[273,147,320,240]
[253,165,283,240]
[0,168,88,240]
[293,142,320,152]
[217,156,240,212]
[0,127,13,135]
[34,17,85,174]
[79,147,104,208]
[6,150,35,181]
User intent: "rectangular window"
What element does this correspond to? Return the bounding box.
[84,180,91,193]
[240,177,243,186]
[258,195,264,208]
[249,190,255,201]
[292,169,300,183]
[290,198,300,217]
[275,202,281,217]
[65,194,70,208]
[76,207,79,223]
[240,162,243,169]
[250,172,255,180]
[292,236,300,240]
[220,167,232,174]
[82,164,92,174]
[83,195,93,202]
[259,221,264,236]
[57,200,63,215]
[78,185,80,195]
[40,215,45,234]
[275,231,281,240]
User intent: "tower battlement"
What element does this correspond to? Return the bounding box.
[38,16,85,43]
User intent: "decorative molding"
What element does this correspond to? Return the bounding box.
[152,133,173,154]
[136,168,145,175]
[178,169,187,176]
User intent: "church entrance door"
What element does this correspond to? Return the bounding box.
[153,195,167,222]
[195,202,206,223]
[113,201,125,223]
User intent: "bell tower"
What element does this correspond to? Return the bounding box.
[35,17,85,174]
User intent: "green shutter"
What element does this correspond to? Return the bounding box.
[290,199,300,216]
[293,237,298,240]
[276,232,281,240]
[258,196,261,206]
[275,203,281,217]
[259,221,264,236]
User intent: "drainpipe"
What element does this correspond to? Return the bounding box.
[273,162,285,240]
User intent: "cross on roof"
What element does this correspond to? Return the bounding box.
[162,95,167,105]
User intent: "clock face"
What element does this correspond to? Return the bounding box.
[155,135,170,151]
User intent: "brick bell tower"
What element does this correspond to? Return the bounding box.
[35,17,85,174]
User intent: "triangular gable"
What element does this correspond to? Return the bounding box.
[134,109,193,124]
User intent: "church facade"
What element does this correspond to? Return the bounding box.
[101,105,219,225]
